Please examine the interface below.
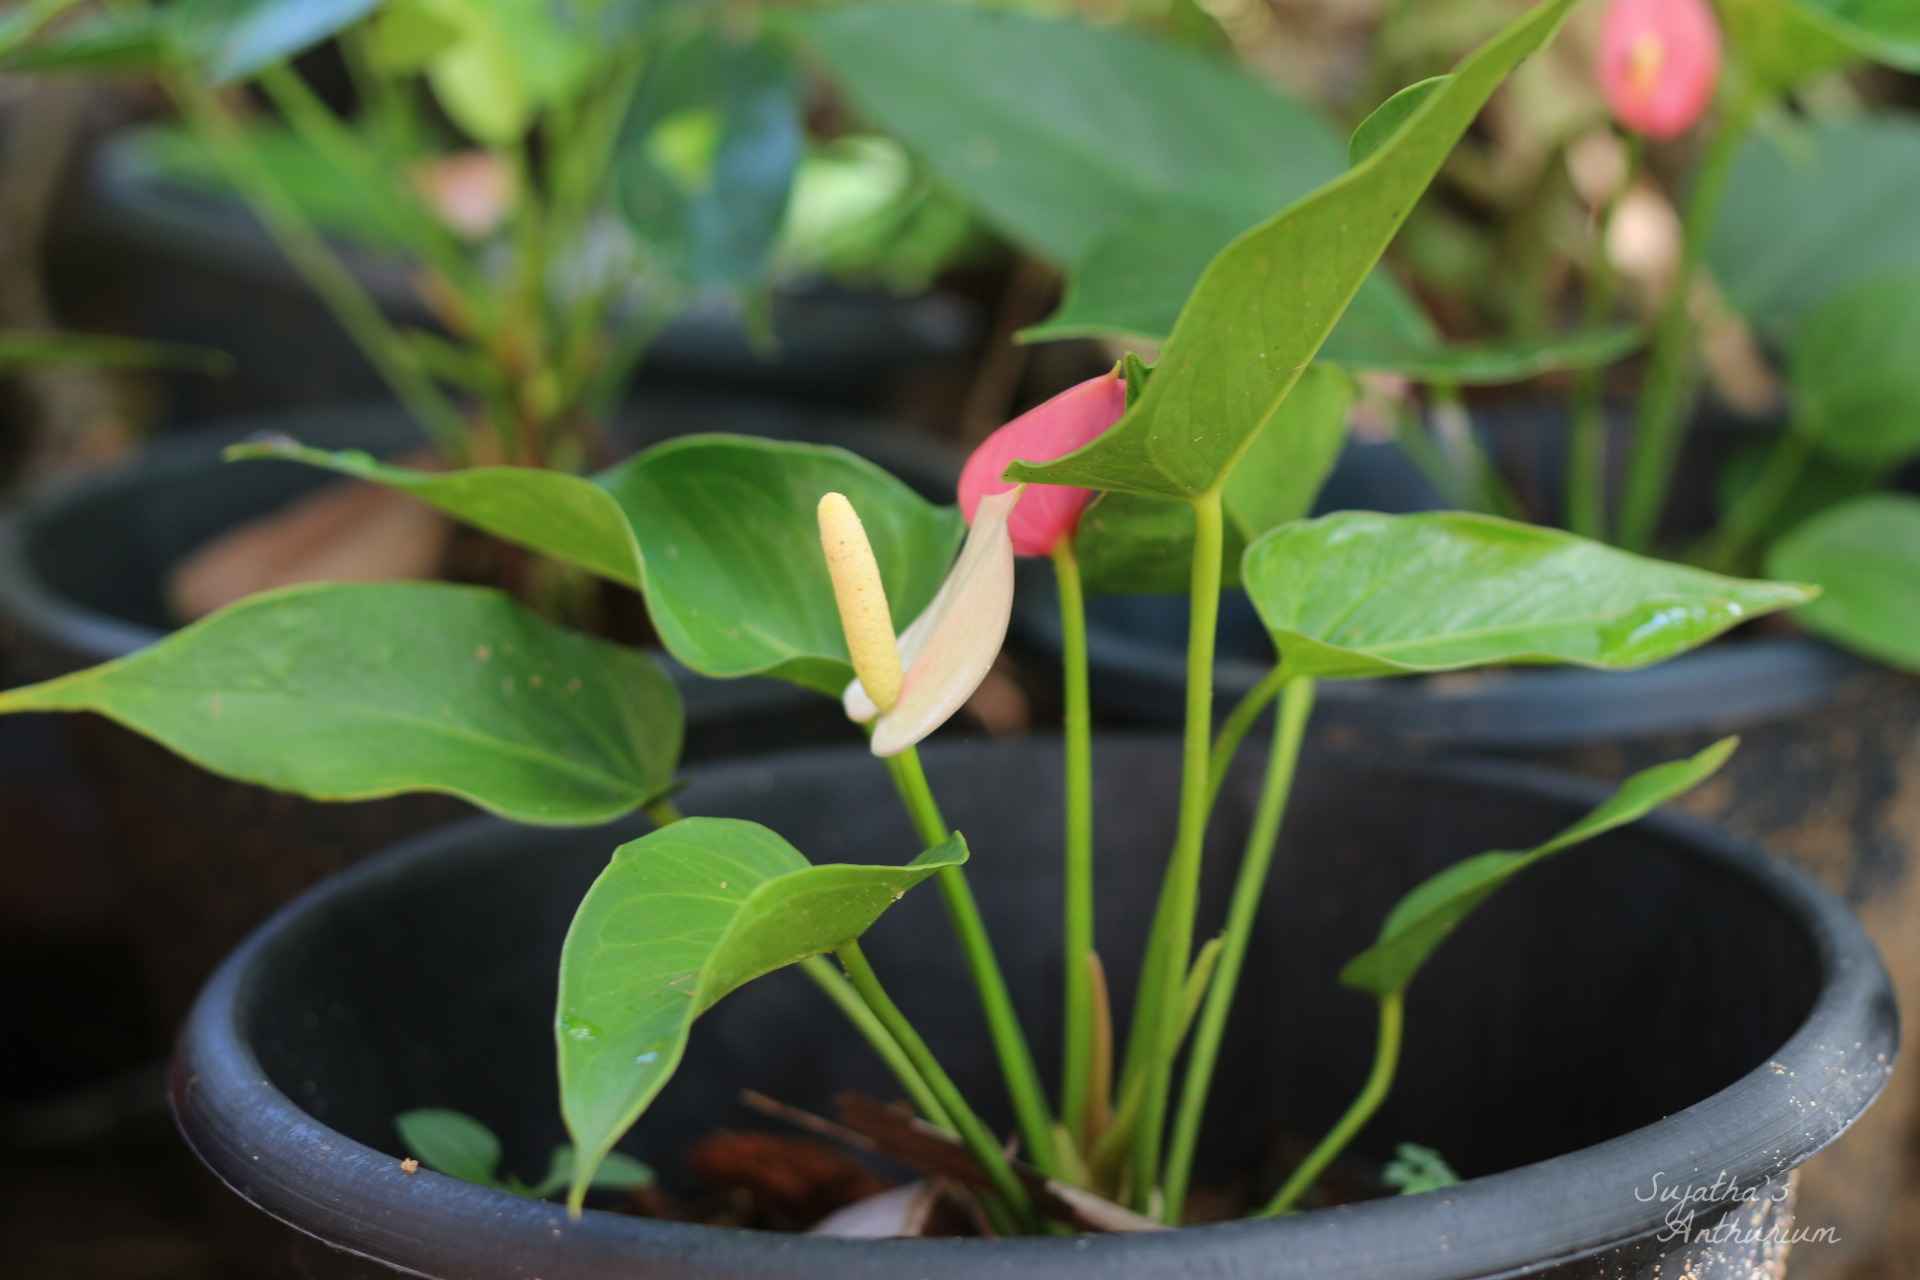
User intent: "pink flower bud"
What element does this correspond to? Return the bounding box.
[1597,0,1721,141]
[958,370,1127,557]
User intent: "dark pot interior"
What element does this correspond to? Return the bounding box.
[46,129,982,427]
[174,737,1896,1278]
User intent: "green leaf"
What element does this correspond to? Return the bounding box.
[418,0,597,144]
[364,0,462,73]
[1350,77,1447,166]
[1709,114,1920,342]
[1326,325,1643,384]
[228,436,965,696]
[1382,1143,1460,1195]
[1241,512,1816,679]
[227,441,647,591]
[1005,0,1582,500]
[797,4,1345,269]
[530,1147,654,1199]
[0,7,169,71]
[557,819,966,1209]
[1788,273,1920,469]
[396,1109,503,1187]
[1767,495,1920,672]
[1787,0,1920,65]
[599,436,964,695]
[0,330,231,374]
[170,0,379,84]
[1075,364,1354,594]
[1341,739,1737,996]
[617,31,802,287]
[0,582,683,825]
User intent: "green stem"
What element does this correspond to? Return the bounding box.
[1617,109,1754,553]
[1130,488,1225,1212]
[1163,677,1317,1222]
[1700,428,1814,572]
[646,798,956,1169]
[884,748,1059,1177]
[167,74,470,459]
[799,956,951,1131]
[835,941,1033,1225]
[1052,540,1096,1146]
[1261,991,1404,1216]
[1566,133,1642,541]
[1206,664,1289,812]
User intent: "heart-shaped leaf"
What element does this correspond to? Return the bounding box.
[1788,273,1920,468]
[1241,512,1815,679]
[601,436,964,695]
[230,436,966,696]
[1075,363,1354,594]
[1341,739,1737,997]
[557,818,967,1208]
[1005,0,1581,500]
[0,582,683,824]
[1767,494,1920,672]
[171,0,379,84]
[617,30,802,287]
[1710,114,1920,342]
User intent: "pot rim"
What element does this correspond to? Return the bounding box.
[170,739,1898,1280]
[1008,564,1867,749]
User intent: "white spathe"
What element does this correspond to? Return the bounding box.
[844,488,1018,757]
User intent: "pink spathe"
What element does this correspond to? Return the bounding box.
[1597,0,1721,141]
[959,370,1128,557]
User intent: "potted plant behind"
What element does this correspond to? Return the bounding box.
[852,4,1920,1265]
[0,0,973,1037]
[2,5,1896,1272]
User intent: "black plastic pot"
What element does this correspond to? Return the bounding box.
[0,393,959,1042]
[173,737,1894,1278]
[47,129,982,426]
[1007,406,1920,1275]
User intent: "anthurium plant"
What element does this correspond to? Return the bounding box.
[0,0,1819,1232]
[803,0,1920,675]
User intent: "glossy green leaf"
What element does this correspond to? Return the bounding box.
[229,436,964,696]
[396,1109,503,1186]
[1075,364,1354,594]
[1767,495,1920,672]
[227,441,646,590]
[1341,739,1737,996]
[1350,77,1448,166]
[170,0,379,83]
[1005,0,1581,500]
[618,31,802,287]
[0,330,230,374]
[1788,274,1920,468]
[557,819,966,1208]
[0,583,683,824]
[599,436,964,695]
[1709,115,1920,341]
[1242,512,1815,679]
